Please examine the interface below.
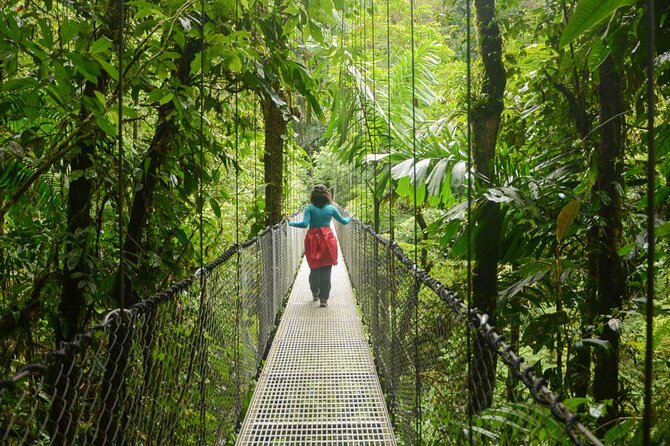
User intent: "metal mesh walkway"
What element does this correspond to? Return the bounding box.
[236,250,397,445]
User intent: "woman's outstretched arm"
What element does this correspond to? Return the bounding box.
[331,206,352,225]
[288,206,311,228]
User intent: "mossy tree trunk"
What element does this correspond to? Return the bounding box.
[263,92,287,226]
[469,0,506,414]
[592,54,626,424]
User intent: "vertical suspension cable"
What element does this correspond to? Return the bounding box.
[371,0,377,233]
[355,2,362,219]
[234,0,242,419]
[363,0,369,224]
[254,100,258,222]
[465,0,474,440]
[369,0,380,356]
[116,0,125,310]
[385,0,397,422]
[409,0,421,440]
[643,0,656,443]
[385,0,393,242]
[197,0,207,442]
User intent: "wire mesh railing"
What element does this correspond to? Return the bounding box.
[337,218,603,446]
[0,220,304,446]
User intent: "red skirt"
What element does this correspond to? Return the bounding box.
[304,227,338,269]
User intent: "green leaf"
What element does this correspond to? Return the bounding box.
[222,50,243,73]
[174,228,189,246]
[556,200,580,243]
[60,19,79,45]
[90,37,112,55]
[210,198,221,218]
[96,112,117,137]
[603,419,635,443]
[587,38,612,72]
[581,338,612,352]
[159,92,174,106]
[559,0,636,47]
[2,77,37,92]
[25,90,41,120]
[657,222,670,237]
[68,52,101,83]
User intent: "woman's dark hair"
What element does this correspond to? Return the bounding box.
[310,184,331,208]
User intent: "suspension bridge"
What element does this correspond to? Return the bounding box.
[0,217,604,445]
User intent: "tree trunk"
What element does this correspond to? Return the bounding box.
[263,93,287,226]
[57,0,123,343]
[112,39,198,306]
[553,78,595,398]
[592,54,626,422]
[57,83,100,344]
[469,0,506,414]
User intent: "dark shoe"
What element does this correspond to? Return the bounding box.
[312,293,319,301]
[319,299,328,308]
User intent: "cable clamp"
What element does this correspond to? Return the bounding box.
[102,308,133,325]
[194,267,210,280]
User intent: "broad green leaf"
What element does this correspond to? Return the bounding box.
[222,50,243,73]
[60,19,79,45]
[581,337,612,352]
[559,0,636,47]
[657,222,670,237]
[159,92,174,106]
[426,158,448,196]
[556,200,580,243]
[483,187,522,204]
[90,37,112,55]
[95,57,119,81]
[96,112,117,137]
[603,419,635,443]
[391,158,414,180]
[25,90,41,120]
[2,77,37,92]
[451,160,467,189]
[147,88,170,104]
[587,38,612,72]
[210,198,221,218]
[69,53,101,83]
[93,91,106,108]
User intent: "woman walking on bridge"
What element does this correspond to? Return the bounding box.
[288,185,351,308]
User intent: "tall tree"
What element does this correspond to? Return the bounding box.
[112,38,199,306]
[263,90,288,226]
[469,0,506,413]
[57,1,120,343]
[592,52,626,422]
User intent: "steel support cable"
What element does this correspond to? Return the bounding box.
[234,0,242,420]
[385,0,393,241]
[643,0,656,443]
[337,219,604,445]
[409,0,421,440]
[197,0,207,442]
[254,100,258,221]
[383,0,398,424]
[117,0,125,311]
[362,0,369,224]
[369,0,381,370]
[1,215,303,444]
[465,0,474,441]
[354,3,362,219]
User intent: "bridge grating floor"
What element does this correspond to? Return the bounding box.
[236,252,396,445]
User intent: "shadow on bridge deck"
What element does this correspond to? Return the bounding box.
[236,253,397,445]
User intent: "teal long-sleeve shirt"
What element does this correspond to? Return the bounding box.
[288,204,351,228]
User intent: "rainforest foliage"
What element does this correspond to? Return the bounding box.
[0,0,668,442]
